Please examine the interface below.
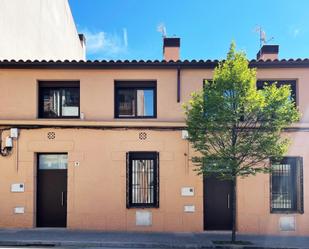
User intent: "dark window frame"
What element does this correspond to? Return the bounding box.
[256,80,297,105]
[114,81,157,119]
[126,151,159,208]
[270,156,304,214]
[38,81,80,119]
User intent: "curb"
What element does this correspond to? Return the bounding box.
[0,240,211,249]
[0,240,308,249]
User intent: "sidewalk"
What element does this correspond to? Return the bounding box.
[0,229,309,249]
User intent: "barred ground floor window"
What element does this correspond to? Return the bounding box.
[271,157,304,213]
[126,152,159,208]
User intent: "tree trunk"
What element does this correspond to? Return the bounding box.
[231,177,237,243]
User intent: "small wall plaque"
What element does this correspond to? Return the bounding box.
[14,207,25,214]
[184,205,195,212]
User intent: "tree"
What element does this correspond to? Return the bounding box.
[183,42,300,243]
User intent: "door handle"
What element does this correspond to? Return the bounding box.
[61,192,65,206]
[227,194,230,209]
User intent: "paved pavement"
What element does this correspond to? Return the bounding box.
[0,247,184,249]
[0,246,169,249]
[0,247,162,249]
[0,229,309,248]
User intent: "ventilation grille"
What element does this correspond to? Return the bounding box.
[47,132,56,140]
[139,132,147,140]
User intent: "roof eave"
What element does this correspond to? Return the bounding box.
[0,59,308,69]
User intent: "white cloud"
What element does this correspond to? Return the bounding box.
[293,28,300,37]
[288,26,303,38]
[123,28,128,48]
[81,28,128,59]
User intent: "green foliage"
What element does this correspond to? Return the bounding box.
[184,42,300,180]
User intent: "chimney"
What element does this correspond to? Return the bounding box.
[163,37,180,61]
[256,44,279,60]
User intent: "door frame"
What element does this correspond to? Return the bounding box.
[36,152,68,228]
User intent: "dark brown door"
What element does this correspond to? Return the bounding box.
[37,154,68,227]
[204,176,232,230]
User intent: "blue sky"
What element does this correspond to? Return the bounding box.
[69,0,309,61]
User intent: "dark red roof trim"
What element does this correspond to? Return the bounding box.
[0,58,309,69]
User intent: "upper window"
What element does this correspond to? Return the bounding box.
[39,81,80,119]
[115,81,157,118]
[256,80,297,104]
[126,152,159,208]
[271,157,303,213]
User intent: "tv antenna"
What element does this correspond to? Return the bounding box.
[157,23,167,38]
[255,26,274,48]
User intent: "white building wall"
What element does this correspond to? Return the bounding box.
[0,0,85,61]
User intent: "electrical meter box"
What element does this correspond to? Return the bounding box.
[181,130,189,139]
[5,137,13,148]
[10,128,19,139]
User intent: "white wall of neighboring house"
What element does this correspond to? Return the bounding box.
[0,0,85,61]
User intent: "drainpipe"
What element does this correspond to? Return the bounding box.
[177,66,181,103]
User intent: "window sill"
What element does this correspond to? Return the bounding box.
[114,117,157,119]
[270,211,304,215]
[127,206,159,209]
[38,117,80,119]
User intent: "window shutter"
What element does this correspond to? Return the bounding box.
[296,157,304,214]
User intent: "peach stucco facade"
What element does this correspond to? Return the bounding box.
[0,128,203,231]
[1,63,309,234]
